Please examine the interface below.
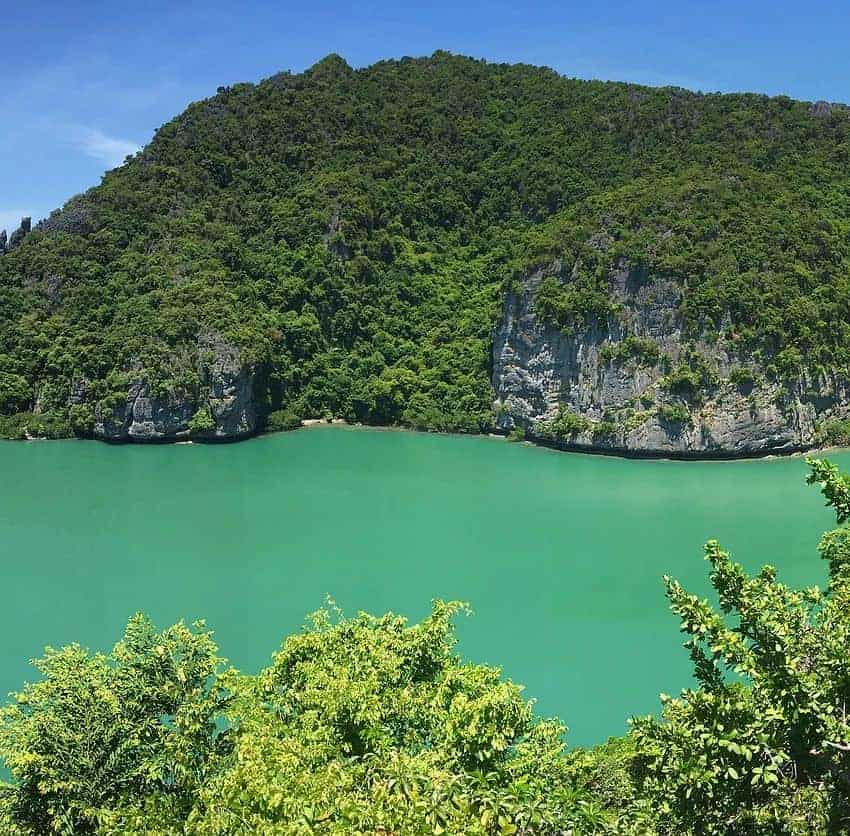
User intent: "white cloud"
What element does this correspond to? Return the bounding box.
[71,127,140,168]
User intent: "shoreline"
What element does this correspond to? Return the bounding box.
[2,417,843,463]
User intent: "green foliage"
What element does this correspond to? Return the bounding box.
[0,372,30,413]
[534,274,618,330]
[729,365,757,390]
[2,54,850,439]
[0,411,72,440]
[525,166,850,378]
[630,457,850,833]
[68,403,95,436]
[820,418,850,448]
[188,405,215,435]
[659,353,719,401]
[535,406,590,440]
[592,420,617,441]
[0,603,608,835]
[623,409,652,432]
[599,336,661,366]
[0,615,225,834]
[265,407,303,432]
[657,401,690,426]
[807,456,850,523]
[4,461,850,831]
[661,365,703,398]
[190,601,599,834]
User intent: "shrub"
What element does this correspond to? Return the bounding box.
[535,406,590,440]
[188,406,215,435]
[0,412,72,440]
[658,401,690,425]
[0,373,30,414]
[67,404,95,436]
[821,418,850,448]
[661,365,703,400]
[600,336,661,367]
[631,458,850,832]
[592,420,617,440]
[728,365,756,389]
[265,408,302,432]
[0,604,604,835]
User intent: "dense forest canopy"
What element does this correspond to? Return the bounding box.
[2,52,850,439]
[2,458,850,833]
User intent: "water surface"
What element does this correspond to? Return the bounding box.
[0,427,842,746]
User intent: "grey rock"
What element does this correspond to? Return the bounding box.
[93,333,260,442]
[197,333,260,440]
[69,379,89,405]
[23,273,63,308]
[37,196,92,236]
[810,100,835,118]
[0,230,7,252]
[8,217,31,250]
[492,264,850,458]
[323,204,352,259]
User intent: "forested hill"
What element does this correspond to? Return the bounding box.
[2,52,850,449]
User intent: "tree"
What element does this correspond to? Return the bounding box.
[189,600,598,835]
[0,603,612,835]
[0,615,226,834]
[5,460,850,832]
[631,458,850,834]
[188,406,215,435]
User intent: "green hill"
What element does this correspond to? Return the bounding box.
[2,52,850,448]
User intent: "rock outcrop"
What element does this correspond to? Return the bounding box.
[493,264,850,458]
[36,196,93,236]
[93,333,261,442]
[7,217,31,250]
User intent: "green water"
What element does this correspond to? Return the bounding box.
[0,427,842,746]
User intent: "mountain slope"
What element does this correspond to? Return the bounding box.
[2,52,850,452]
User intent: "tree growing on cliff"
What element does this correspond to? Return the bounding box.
[188,406,215,435]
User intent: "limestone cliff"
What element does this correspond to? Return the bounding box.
[492,264,850,457]
[92,334,261,442]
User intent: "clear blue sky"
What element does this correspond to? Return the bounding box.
[2,0,849,233]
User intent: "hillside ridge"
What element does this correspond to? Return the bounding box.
[2,51,850,454]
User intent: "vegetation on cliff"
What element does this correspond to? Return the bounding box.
[2,458,850,833]
[2,53,850,439]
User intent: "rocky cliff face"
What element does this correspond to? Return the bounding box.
[0,217,31,254]
[493,264,850,457]
[93,334,261,442]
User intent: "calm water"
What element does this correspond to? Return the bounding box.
[0,427,842,746]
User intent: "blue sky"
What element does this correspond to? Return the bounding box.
[2,0,849,233]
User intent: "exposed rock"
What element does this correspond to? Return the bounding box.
[8,217,31,250]
[69,378,89,405]
[323,204,352,259]
[0,230,6,253]
[37,196,93,236]
[23,273,63,308]
[492,264,850,458]
[198,333,260,439]
[93,333,261,442]
[810,100,835,118]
